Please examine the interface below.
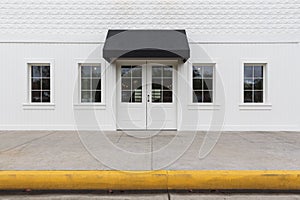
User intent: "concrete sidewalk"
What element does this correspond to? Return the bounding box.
[0,131,300,170]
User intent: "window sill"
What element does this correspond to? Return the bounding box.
[239,103,272,110]
[22,103,55,110]
[73,104,106,110]
[188,104,221,110]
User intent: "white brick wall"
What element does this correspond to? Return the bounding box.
[0,0,299,41]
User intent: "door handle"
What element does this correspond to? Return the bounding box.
[147,94,150,102]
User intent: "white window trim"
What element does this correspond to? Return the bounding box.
[188,61,220,110]
[23,59,55,110]
[73,59,106,110]
[239,103,272,110]
[239,61,272,110]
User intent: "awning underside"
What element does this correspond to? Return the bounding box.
[103,30,190,62]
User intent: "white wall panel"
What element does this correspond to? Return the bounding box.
[0,0,299,131]
[0,43,299,131]
[0,43,115,130]
[180,43,300,131]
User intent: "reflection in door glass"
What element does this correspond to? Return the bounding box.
[121,66,131,77]
[121,66,142,103]
[152,66,172,103]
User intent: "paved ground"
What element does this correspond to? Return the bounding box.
[1,193,300,199]
[0,131,300,170]
[1,132,300,198]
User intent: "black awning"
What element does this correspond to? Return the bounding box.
[103,30,190,62]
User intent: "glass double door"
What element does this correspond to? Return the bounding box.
[117,61,177,130]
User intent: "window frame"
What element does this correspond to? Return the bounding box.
[242,63,266,104]
[78,63,104,105]
[23,60,55,110]
[29,64,52,103]
[191,63,216,105]
[240,62,272,110]
[120,65,143,103]
[26,61,54,104]
[151,65,173,103]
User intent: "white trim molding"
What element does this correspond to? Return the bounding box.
[73,59,106,110]
[0,124,115,131]
[180,124,299,131]
[22,103,55,110]
[73,104,106,110]
[188,60,219,106]
[187,104,221,110]
[240,60,271,110]
[239,103,272,110]
[23,59,55,110]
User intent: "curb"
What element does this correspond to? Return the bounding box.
[1,170,300,190]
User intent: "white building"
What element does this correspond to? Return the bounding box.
[0,0,299,131]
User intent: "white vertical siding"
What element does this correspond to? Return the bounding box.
[0,42,299,130]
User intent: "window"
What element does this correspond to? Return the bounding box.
[243,64,264,103]
[192,65,214,103]
[30,64,51,103]
[152,65,173,103]
[80,64,101,103]
[121,65,142,103]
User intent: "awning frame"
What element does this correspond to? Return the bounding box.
[103,30,190,63]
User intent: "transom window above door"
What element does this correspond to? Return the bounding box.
[80,64,101,103]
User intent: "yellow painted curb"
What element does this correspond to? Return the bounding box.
[0,170,300,190]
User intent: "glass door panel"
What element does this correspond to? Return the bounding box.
[151,66,173,103]
[121,65,143,103]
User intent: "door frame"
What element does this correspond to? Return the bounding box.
[115,59,178,130]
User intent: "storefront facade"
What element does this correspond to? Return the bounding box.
[0,0,299,131]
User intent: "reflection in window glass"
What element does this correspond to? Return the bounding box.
[151,66,173,103]
[192,65,213,103]
[32,66,41,77]
[244,64,264,103]
[30,65,51,103]
[81,64,101,103]
[121,66,142,103]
